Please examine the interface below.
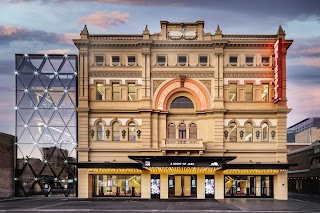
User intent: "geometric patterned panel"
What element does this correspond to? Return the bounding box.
[15,54,78,197]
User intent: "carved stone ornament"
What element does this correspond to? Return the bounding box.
[90,71,141,78]
[151,72,214,78]
[224,72,274,78]
[199,80,211,94]
[153,80,165,94]
[167,28,197,40]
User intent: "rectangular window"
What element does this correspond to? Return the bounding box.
[128,83,135,101]
[230,56,237,64]
[261,84,269,101]
[112,83,120,100]
[95,56,104,63]
[178,55,187,63]
[245,83,253,101]
[96,82,104,100]
[199,56,208,65]
[112,56,120,65]
[229,83,237,101]
[262,57,270,64]
[157,55,166,65]
[246,56,253,64]
[127,56,136,65]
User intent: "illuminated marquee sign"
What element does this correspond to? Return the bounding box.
[274,38,282,103]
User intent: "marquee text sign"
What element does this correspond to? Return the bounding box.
[274,38,282,103]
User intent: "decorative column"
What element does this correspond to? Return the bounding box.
[214,51,224,109]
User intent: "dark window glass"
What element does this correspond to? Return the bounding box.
[230,56,237,63]
[246,57,253,63]
[170,97,194,109]
[178,56,187,63]
[128,56,135,63]
[112,56,120,63]
[157,56,166,63]
[262,57,270,63]
[199,56,208,63]
[95,56,104,63]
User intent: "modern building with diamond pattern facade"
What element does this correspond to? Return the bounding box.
[14,54,77,197]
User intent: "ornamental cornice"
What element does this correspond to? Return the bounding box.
[153,43,214,48]
[89,71,142,78]
[226,44,274,48]
[151,72,214,78]
[224,72,274,78]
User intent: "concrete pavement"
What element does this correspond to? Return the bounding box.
[0,193,319,213]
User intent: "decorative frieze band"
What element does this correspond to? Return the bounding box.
[224,72,274,78]
[151,72,214,78]
[89,71,142,78]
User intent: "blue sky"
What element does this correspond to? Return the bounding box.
[1,0,320,135]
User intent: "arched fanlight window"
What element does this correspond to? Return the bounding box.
[262,122,269,142]
[170,96,194,109]
[128,121,136,141]
[97,122,104,141]
[245,122,253,142]
[168,123,176,139]
[229,122,237,142]
[189,123,197,139]
[179,123,186,139]
[113,121,120,141]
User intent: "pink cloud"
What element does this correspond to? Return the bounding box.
[287,83,320,126]
[287,57,320,67]
[37,48,74,54]
[77,11,129,29]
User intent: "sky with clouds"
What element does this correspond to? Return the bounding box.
[0,0,320,135]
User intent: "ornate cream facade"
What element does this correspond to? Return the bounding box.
[73,21,293,200]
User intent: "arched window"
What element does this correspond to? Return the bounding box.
[168,123,176,139]
[97,122,104,141]
[262,122,269,142]
[113,121,120,141]
[170,96,194,109]
[229,122,237,142]
[189,123,197,139]
[245,122,253,142]
[128,122,136,141]
[179,123,186,139]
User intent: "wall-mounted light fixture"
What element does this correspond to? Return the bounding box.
[122,130,126,139]
[90,129,95,139]
[255,130,260,139]
[106,130,110,139]
[224,130,229,139]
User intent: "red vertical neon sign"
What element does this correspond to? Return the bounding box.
[274,38,282,103]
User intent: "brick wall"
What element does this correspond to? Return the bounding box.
[0,133,14,198]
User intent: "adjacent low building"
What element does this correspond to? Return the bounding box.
[0,132,14,198]
[288,141,320,194]
[73,21,293,200]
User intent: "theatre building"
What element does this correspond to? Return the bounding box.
[73,21,293,200]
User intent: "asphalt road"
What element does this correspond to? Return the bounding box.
[0,193,319,213]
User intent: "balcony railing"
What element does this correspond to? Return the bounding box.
[160,139,205,150]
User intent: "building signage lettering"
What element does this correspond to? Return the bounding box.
[274,38,282,103]
[170,162,195,166]
[209,162,219,167]
[145,161,151,167]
